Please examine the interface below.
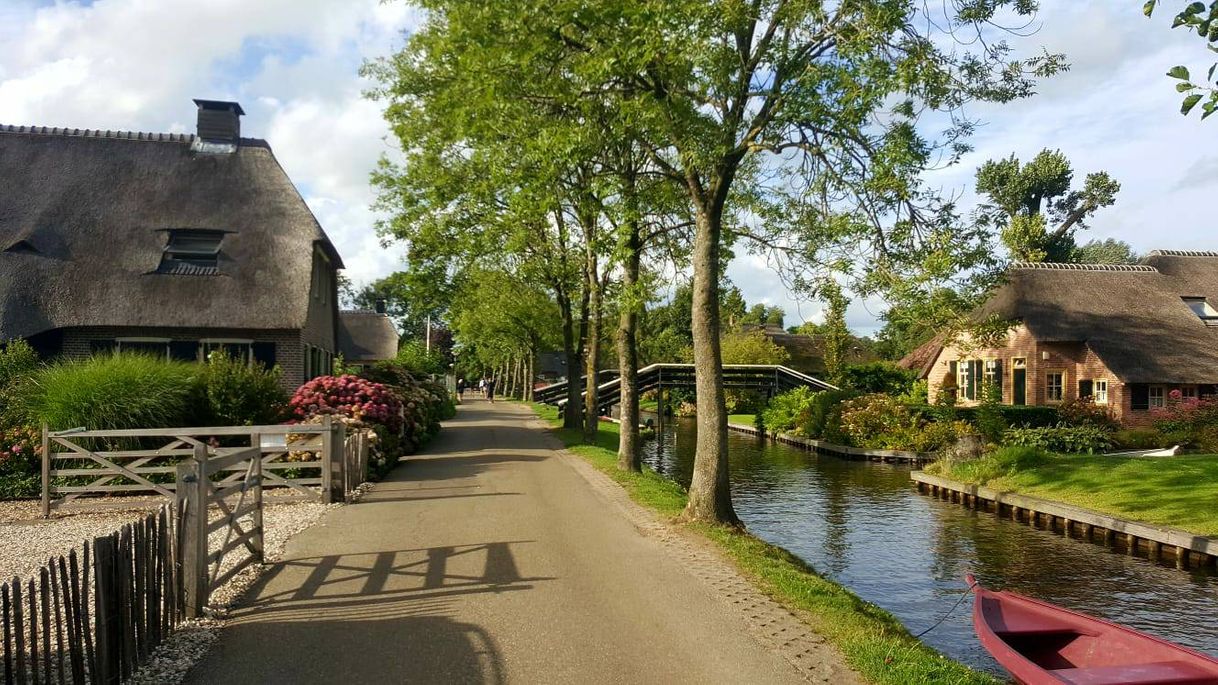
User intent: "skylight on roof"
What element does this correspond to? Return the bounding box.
[157,229,226,275]
[1183,297,1218,322]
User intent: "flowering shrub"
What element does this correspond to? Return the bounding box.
[838,394,911,446]
[0,425,41,499]
[1152,391,1218,452]
[1057,397,1119,431]
[290,375,404,434]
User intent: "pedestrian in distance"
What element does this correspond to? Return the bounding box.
[486,377,496,403]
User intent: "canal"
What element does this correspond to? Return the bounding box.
[641,419,1218,675]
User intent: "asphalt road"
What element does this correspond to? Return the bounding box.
[185,400,846,684]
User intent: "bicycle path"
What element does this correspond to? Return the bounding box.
[185,399,856,684]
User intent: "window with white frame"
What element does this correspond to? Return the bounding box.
[1149,385,1165,408]
[200,339,253,364]
[1094,379,1108,405]
[115,338,170,359]
[1182,386,1198,401]
[1046,372,1064,402]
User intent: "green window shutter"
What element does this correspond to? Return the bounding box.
[966,360,977,401]
[1079,380,1093,398]
[993,360,1003,401]
[1130,384,1149,411]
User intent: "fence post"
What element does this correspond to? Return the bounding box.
[93,534,120,685]
[330,420,346,504]
[320,415,334,504]
[250,437,264,565]
[176,445,208,619]
[41,423,51,518]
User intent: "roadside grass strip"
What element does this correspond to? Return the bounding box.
[529,402,997,685]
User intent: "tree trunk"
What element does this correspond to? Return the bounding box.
[683,203,739,525]
[583,247,603,443]
[559,289,585,429]
[617,221,642,472]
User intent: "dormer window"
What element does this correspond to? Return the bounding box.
[157,229,227,275]
[1183,297,1218,325]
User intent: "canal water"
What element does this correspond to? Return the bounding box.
[641,418,1218,675]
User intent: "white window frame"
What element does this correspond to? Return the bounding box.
[1045,371,1064,403]
[1149,385,1165,408]
[1093,379,1108,405]
[114,337,171,359]
[200,338,254,364]
[1012,357,1027,369]
[1181,386,1198,401]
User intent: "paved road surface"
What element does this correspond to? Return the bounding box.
[186,400,851,684]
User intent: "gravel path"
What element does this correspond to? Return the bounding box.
[0,502,153,579]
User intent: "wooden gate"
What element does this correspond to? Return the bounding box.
[175,443,263,618]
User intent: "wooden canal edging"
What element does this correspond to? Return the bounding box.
[727,422,933,465]
[912,471,1218,572]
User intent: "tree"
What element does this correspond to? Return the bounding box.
[975,149,1120,262]
[1074,238,1140,264]
[719,330,789,366]
[1146,1,1218,119]
[820,283,850,385]
[374,0,1062,525]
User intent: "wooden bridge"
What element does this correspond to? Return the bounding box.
[535,363,836,413]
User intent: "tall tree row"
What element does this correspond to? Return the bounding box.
[369,0,1065,524]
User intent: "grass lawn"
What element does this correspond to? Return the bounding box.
[727,413,756,426]
[928,452,1218,538]
[529,402,997,685]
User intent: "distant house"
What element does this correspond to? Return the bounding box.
[0,99,344,390]
[900,252,1218,424]
[743,323,874,376]
[338,310,400,370]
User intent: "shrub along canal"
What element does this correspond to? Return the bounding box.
[642,418,1218,675]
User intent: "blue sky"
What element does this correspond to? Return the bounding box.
[1,1,1213,336]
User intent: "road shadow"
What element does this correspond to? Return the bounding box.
[187,540,548,684]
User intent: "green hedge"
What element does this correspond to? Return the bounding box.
[1003,425,1113,454]
[907,404,1059,428]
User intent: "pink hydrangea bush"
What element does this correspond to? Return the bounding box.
[289,375,403,434]
[1152,390,1218,452]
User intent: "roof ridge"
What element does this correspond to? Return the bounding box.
[1009,261,1158,273]
[0,124,196,143]
[1147,249,1218,258]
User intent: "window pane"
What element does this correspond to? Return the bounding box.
[120,341,167,358]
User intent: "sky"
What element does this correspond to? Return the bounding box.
[0,1,1213,337]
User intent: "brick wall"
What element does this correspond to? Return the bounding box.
[57,326,304,393]
[927,325,1131,422]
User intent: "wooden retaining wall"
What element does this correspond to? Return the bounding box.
[726,423,932,465]
[912,471,1218,572]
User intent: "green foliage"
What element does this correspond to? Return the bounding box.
[908,403,1059,428]
[719,329,790,366]
[802,390,863,441]
[1114,428,1166,449]
[23,353,201,430]
[973,382,1007,443]
[1152,394,1218,451]
[836,393,968,452]
[198,351,288,426]
[1073,238,1140,264]
[760,387,818,434]
[975,149,1120,262]
[1002,425,1114,454]
[1146,1,1218,119]
[839,362,916,395]
[1056,397,1120,431]
[820,283,850,385]
[929,445,1051,484]
[0,339,40,423]
[395,339,448,377]
[0,424,41,499]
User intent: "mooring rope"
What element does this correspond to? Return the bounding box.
[913,577,979,639]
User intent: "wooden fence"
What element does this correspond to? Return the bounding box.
[40,416,372,516]
[1,506,179,685]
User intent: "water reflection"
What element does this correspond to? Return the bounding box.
[642,418,1218,674]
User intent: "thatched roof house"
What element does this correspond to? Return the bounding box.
[0,99,345,389]
[913,252,1218,424]
[338,310,400,368]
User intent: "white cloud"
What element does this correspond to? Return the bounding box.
[0,0,420,288]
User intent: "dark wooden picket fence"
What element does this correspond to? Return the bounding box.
[1,506,179,685]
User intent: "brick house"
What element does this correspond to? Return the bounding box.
[0,99,345,391]
[900,252,1218,425]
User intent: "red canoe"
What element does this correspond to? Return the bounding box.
[967,574,1218,685]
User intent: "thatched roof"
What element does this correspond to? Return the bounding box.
[338,311,399,362]
[0,123,342,339]
[978,253,1218,384]
[897,333,945,379]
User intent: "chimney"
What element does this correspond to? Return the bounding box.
[375,299,387,315]
[192,99,244,148]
